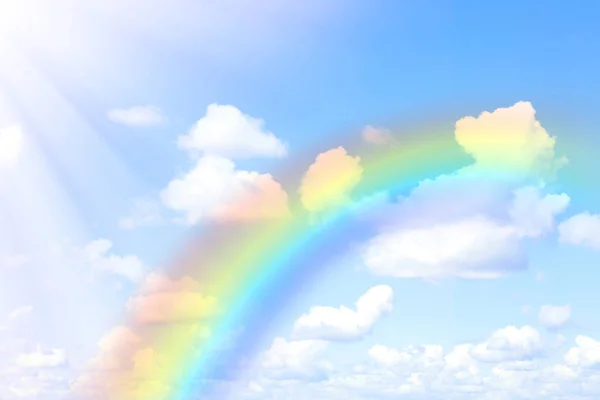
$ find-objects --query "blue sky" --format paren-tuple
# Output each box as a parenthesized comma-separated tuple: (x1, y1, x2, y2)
(1, 1, 600, 399)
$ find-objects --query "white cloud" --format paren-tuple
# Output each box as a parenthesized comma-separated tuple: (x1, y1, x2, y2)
(177, 104, 287, 159)
(0, 125, 24, 168)
(260, 337, 331, 381)
(83, 239, 145, 282)
(118, 198, 163, 230)
(558, 212, 600, 250)
(107, 106, 165, 127)
(509, 186, 570, 237)
(292, 285, 393, 341)
(161, 155, 289, 224)
(363, 184, 568, 281)
(565, 335, 600, 368)
(239, 329, 600, 400)
(470, 325, 544, 363)
(538, 305, 571, 329)
(15, 347, 67, 368)
(360, 102, 570, 281)
(364, 216, 522, 280)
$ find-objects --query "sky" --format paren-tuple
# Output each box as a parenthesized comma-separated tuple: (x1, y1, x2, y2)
(1, 0, 600, 399)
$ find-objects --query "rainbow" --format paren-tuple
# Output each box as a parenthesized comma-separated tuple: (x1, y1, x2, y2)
(81, 113, 567, 400)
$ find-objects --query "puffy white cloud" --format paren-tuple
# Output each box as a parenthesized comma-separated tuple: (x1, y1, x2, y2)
(369, 344, 444, 369)
(538, 305, 571, 329)
(260, 337, 331, 381)
(178, 104, 287, 159)
(558, 212, 600, 250)
(238, 330, 600, 400)
(565, 335, 600, 368)
(83, 239, 145, 282)
(364, 216, 522, 280)
(0, 125, 24, 168)
(15, 347, 67, 368)
(292, 285, 393, 341)
(360, 102, 570, 281)
(470, 326, 544, 363)
(161, 155, 289, 224)
(509, 186, 570, 237)
(107, 105, 165, 127)
(363, 184, 568, 280)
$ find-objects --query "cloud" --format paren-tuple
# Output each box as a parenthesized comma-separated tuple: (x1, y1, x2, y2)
(299, 147, 363, 214)
(177, 104, 287, 159)
(118, 198, 163, 230)
(558, 212, 600, 250)
(363, 181, 568, 280)
(292, 285, 393, 341)
(126, 273, 219, 324)
(359, 102, 571, 282)
(15, 347, 67, 368)
(362, 125, 395, 145)
(89, 326, 142, 370)
(565, 335, 600, 369)
(509, 186, 570, 237)
(260, 337, 330, 381)
(470, 325, 544, 363)
(107, 106, 165, 127)
(0, 125, 24, 168)
(364, 216, 523, 280)
(83, 239, 146, 282)
(369, 344, 445, 368)
(538, 305, 571, 329)
(454, 101, 567, 178)
(161, 155, 289, 224)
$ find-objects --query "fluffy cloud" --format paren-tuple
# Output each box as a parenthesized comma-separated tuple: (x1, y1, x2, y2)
(89, 326, 142, 370)
(178, 104, 287, 159)
(565, 335, 600, 368)
(509, 186, 570, 237)
(470, 326, 544, 363)
(107, 106, 165, 127)
(361, 102, 570, 281)
(83, 239, 145, 282)
(454, 101, 567, 178)
(126, 273, 219, 324)
(364, 185, 568, 280)
(260, 337, 330, 381)
(237, 328, 600, 400)
(161, 155, 289, 224)
(364, 216, 523, 280)
(299, 147, 363, 214)
(15, 347, 67, 368)
(558, 212, 600, 250)
(0, 125, 24, 168)
(538, 305, 571, 329)
(292, 285, 393, 341)
(362, 125, 395, 145)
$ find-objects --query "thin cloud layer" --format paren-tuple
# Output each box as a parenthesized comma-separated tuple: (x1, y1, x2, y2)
(107, 106, 165, 127)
